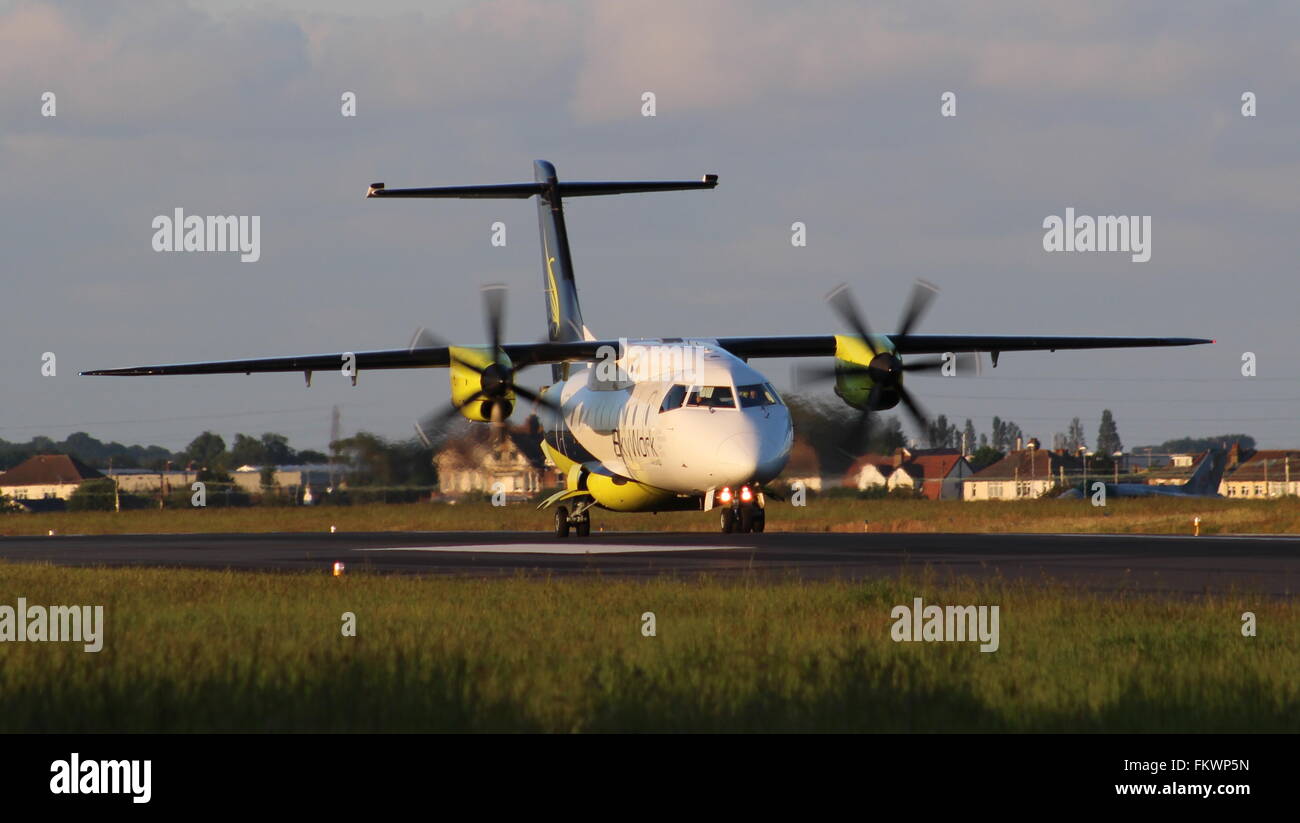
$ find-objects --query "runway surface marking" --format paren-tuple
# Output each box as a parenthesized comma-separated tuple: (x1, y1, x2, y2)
(355, 543, 744, 555)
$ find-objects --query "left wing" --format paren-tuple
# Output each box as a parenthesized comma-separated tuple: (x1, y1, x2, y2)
(80, 341, 608, 377)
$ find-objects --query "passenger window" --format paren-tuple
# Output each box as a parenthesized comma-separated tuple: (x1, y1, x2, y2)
(659, 384, 687, 412)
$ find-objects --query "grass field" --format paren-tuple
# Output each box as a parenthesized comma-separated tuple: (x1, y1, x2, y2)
(0, 564, 1295, 732)
(5, 496, 1300, 536)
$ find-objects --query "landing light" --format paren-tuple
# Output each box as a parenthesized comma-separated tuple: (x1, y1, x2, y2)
(740, 486, 753, 502)
(719, 487, 732, 503)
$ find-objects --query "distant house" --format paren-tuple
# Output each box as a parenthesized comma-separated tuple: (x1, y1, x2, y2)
(903, 450, 975, 500)
(963, 447, 1082, 501)
(843, 453, 896, 491)
(434, 425, 560, 499)
(1222, 448, 1300, 498)
(0, 454, 104, 509)
(843, 447, 973, 499)
(779, 440, 823, 491)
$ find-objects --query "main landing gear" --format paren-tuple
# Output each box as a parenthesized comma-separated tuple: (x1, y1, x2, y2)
(718, 485, 765, 534)
(554, 502, 592, 538)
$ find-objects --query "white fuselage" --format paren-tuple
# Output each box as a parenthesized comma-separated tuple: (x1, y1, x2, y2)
(542, 341, 793, 493)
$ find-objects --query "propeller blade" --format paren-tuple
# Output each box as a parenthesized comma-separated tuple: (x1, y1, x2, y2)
(482, 283, 507, 357)
(513, 383, 562, 414)
(901, 352, 981, 376)
(895, 383, 929, 434)
(423, 390, 484, 432)
(826, 284, 878, 355)
(899, 355, 945, 373)
(413, 421, 434, 448)
(838, 383, 881, 456)
(407, 326, 446, 353)
(489, 399, 508, 444)
(895, 279, 939, 339)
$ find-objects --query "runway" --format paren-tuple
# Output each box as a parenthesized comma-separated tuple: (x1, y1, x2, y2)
(1, 530, 1298, 593)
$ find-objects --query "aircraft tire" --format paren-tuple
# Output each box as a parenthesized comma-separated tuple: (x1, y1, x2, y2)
(555, 506, 571, 539)
(720, 508, 735, 534)
(739, 505, 756, 533)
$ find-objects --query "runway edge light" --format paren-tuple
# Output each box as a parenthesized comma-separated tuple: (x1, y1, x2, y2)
(333, 561, 345, 577)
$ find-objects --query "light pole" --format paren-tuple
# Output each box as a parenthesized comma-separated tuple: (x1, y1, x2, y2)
(1113, 451, 1124, 483)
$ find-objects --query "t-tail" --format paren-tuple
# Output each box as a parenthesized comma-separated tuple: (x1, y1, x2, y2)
(367, 160, 718, 379)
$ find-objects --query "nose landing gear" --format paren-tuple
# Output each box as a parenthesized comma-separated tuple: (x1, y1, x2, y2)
(718, 485, 765, 534)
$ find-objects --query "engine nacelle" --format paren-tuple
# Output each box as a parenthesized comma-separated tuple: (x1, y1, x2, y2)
(585, 471, 679, 512)
(831, 334, 900, 412)
(448, 345, 515, 422)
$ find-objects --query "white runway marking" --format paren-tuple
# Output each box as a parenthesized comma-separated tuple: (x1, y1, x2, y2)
(357, 543, 744, 555)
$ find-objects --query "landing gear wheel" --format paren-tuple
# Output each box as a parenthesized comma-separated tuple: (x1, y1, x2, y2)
(720, 508, 735, 534)
(554, 506, 571, 539)
(753, 509, 766, 533)
(575, 512, 591, 537)
(739, 505, 756, 534)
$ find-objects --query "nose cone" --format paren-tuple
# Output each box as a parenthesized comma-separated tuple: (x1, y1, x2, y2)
(714, 408, 792, 485)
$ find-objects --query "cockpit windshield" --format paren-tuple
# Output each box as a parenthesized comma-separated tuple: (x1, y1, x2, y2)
(659, 384, 688, 412)
(685, 385, 736, 409)
(736, 383, 782, 408)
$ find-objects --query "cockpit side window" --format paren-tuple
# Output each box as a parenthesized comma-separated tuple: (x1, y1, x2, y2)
(736, 383, 783, 407)
(659, 384, 688, 412)
(685, 385, 736, 409)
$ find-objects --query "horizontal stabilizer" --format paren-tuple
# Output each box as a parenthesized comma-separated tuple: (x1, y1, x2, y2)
(366, 176, 717, 200)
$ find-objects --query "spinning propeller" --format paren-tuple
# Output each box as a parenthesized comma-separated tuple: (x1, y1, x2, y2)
(795, 280, 978, 455)
(413, 284, 560, 447)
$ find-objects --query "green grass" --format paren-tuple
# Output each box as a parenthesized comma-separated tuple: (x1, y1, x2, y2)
(6, 496, 1300, 536)
(0, 564, 1294, 732)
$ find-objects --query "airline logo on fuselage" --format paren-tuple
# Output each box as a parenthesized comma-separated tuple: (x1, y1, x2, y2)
(613, 428, 659, 460)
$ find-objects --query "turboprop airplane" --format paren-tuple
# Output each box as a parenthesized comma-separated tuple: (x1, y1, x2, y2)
(84, 160, 1213, 536)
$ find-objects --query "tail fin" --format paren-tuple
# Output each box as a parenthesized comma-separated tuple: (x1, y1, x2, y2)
(533, 160, 585, 345)
(368, 160, 718, 368)
(1183, 449, 1226, 496)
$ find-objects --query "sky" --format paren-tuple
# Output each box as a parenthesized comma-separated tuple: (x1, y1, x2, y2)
(3, 0, 1299, 454)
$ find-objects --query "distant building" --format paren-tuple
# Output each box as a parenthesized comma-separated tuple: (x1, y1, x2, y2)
(963, 448, 1082, 500)
(843, 447, 973, 499)
(230, 464, 339, 500)
(0, 454, 104, 509)
(103, 468, 200, 495)
(434, 425, 560, 499)
(843, 453, 896, 491)
(1222, 448, 1300, 498)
